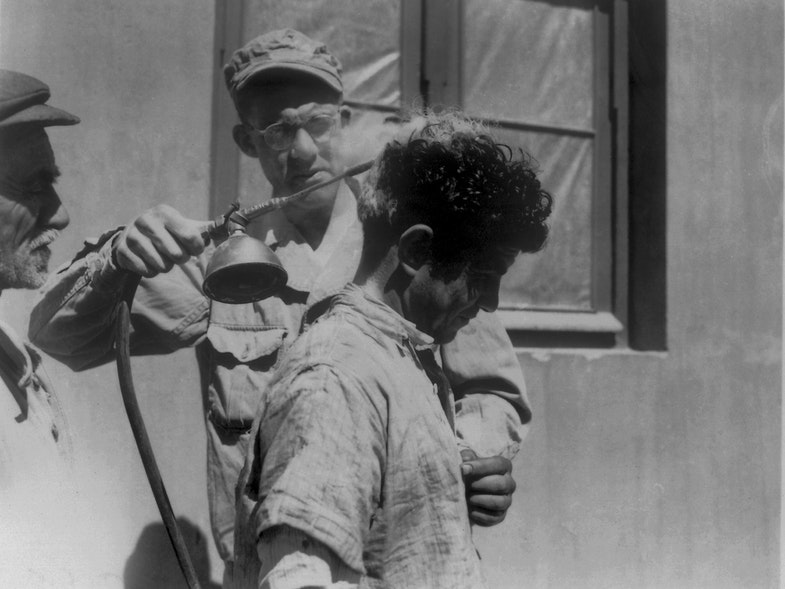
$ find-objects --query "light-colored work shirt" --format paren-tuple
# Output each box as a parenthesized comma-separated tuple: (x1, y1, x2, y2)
(230, 283, 487, 589)
(0, 319, 86, 587)
(28, 182, 529, 564)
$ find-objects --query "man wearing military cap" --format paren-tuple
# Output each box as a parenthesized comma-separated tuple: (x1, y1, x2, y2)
(30, 29, 528, 578)
(0, 69, 88, 587)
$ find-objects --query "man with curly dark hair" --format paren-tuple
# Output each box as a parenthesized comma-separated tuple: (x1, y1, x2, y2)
(359, 112, 551, 278)
(230, 110, 552, 589)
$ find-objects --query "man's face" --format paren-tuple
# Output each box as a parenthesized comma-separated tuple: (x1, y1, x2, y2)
(0, 128, 69, 291)
(408, 244, 519, 344)
(238, 80, 342, 215)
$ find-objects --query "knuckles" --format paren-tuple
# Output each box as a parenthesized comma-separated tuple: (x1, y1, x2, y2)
(114, 204, 206, 276)
(469, 493, 512, 511)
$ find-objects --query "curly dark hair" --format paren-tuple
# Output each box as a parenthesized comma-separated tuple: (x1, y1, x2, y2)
(357, 111, 553, 279)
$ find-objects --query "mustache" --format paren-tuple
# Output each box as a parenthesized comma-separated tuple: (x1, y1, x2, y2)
(28, 228, 60, 249)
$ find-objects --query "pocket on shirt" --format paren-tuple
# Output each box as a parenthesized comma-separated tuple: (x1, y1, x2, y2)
(205, 324, 288, 432)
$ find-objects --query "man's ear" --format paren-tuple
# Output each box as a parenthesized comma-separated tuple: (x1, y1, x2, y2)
(339, 105, 351, 128)
(398, 225, 433, 277)
(233, 124, 258, 158)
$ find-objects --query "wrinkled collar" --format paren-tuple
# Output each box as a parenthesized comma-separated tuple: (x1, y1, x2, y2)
(252, 181, 363, 296)
(322, 283, 434, 350)
(0, 319, 39, 389)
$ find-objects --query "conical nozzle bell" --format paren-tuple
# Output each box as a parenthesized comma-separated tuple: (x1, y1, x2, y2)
(202, 232, 288, 304)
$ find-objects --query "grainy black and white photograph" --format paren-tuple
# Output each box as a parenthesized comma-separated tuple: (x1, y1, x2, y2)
(0, 1, 781, 588)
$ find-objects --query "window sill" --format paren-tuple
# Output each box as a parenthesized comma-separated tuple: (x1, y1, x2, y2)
(499, 309, 623, 348)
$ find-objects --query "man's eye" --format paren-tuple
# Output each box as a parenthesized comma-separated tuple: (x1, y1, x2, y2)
(0, 181, 44, 199)
(306, 116, 336, 139)
(467, 274, 488, 290)
(265, 124, 290, 143)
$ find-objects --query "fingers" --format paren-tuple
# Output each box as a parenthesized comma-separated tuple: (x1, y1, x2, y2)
(461, 455, 512, 481)
(466, 472, 517, 495)
(140, 221, 191, 264)
(468, 505, 508, 527)
(114, 205, 207, 277)
(460, 452, 516, 527)
(461, 455, 516, 494)
(115, 229, 174, 277)
(466, 483, 514, 528)
(468, 492, 513, 513)
(166, 215, 212, 256)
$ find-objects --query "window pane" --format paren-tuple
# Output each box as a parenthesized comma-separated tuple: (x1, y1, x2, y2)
(243, 0, 402, 105)
(491, 127, 593, 310)
(461, 0, 594, 128)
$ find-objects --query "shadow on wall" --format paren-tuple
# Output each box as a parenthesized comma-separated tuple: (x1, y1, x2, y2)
(124, 518, 220, 589)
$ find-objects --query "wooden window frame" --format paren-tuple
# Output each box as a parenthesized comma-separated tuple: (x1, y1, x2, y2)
(417, 0, 629, 347)
(209, 0, 666, 350)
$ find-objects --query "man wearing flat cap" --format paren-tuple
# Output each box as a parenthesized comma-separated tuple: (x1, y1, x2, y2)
(30, 29, 527, 578)
(0, 69, 90, 587)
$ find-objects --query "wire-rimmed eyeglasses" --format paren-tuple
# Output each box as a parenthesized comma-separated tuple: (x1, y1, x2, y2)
(245, 113, 338, 151)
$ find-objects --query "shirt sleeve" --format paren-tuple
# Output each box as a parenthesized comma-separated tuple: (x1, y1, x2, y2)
(439, 309, 530, 460)
(257, 526, 360, 589)
(252, 364, 385, 575)
(28, 230, 210, 371)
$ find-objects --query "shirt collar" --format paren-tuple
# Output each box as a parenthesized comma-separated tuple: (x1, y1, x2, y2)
(0, 319, 38, 389)
(325, 283, 434, 350)
(252, 181, 363, 296)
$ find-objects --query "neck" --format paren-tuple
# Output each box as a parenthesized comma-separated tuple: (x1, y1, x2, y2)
(283, 184, 345, 250)
(286, 207, 331, 249)
(355, 248, 408, 319)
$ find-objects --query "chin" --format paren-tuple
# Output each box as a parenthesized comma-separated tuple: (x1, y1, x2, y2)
(20, 265, 49, 289)
(1, 269, 48, 291)
(25, 274, 48, 290)
(14, 250, 50, 289)
(433, 328, 459, 345)
(293, 188, 336, 211)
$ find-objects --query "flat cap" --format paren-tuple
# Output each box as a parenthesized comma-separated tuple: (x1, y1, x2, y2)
(224, 28, 343, 103)
(0, 69, 79, 130)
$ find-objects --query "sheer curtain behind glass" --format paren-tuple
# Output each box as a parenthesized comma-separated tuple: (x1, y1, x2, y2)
(462, 0, 596, 311)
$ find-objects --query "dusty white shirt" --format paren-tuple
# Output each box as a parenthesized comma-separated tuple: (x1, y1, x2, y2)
(0, 319, 92, 587)
(230, 285, 488, 589)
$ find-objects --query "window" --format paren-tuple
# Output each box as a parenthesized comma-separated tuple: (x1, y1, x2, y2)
(211, 0, 658, 349)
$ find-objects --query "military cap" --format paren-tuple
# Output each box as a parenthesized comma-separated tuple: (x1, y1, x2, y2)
(224, 28, 343, 103)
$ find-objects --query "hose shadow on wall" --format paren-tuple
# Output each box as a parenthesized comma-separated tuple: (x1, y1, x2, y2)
(124, 518, 220, 589)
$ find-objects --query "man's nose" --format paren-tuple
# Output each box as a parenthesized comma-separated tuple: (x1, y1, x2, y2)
(40, 189, 70, 230)
(289, 127, 319, 161)
(478, 280, 501, 313)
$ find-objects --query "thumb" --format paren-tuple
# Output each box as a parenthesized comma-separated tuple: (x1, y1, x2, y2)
(169, 217, 212, 255)
(460, 449, 478, 463)
(460, 448, 478, 477)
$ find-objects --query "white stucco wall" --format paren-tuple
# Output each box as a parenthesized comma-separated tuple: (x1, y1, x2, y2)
(0, 1, 223, 585)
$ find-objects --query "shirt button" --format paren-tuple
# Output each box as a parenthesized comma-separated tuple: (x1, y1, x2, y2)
(51, 424, 59, 441)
